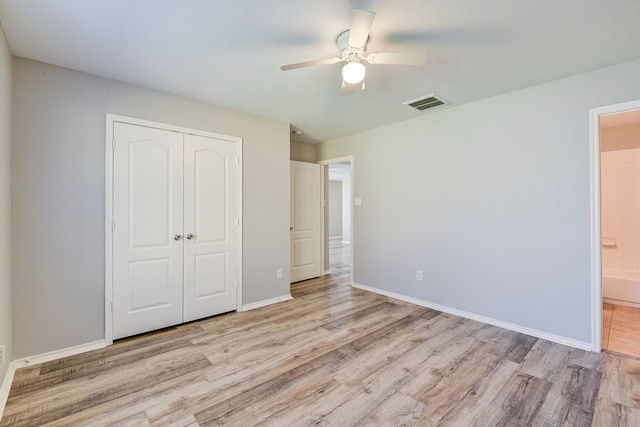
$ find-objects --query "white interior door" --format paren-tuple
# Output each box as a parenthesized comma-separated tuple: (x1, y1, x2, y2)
(183, 134, 238, 322)
(290, 161, 322, 282)
(113, 123, 184, 339)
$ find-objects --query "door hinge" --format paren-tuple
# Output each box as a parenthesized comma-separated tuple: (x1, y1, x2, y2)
(112, 139, 116, 151)
(112, 220, 116, 232)
(235, 218, 239, 227)
(111, 301, 115, 312)
(235, 157, 239, 165)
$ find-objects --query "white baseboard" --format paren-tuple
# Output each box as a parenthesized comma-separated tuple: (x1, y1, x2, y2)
(241, 294, 293, 311)
(604, 297, 640, 309)
(10, 340, 107, 369)
(352, 282, 592, 352)
(0, 339, 106, 420)
(342, 240, 351, 244)
(0, 361, 17, 421)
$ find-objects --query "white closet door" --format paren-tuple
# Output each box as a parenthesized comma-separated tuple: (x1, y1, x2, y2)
(183, 134, 238, 321)
(113, 123, 184, 339)
(290, 161, 322, 282)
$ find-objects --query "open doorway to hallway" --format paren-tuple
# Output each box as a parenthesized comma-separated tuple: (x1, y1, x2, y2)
(321, 158, 353, 282)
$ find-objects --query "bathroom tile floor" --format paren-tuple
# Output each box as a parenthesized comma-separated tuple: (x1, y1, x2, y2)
(603, 303, 640, 359)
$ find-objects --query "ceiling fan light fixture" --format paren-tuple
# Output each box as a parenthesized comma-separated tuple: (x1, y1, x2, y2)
(342, 61, 366, 84)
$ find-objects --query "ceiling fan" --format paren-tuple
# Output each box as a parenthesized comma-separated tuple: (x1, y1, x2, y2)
(280, 9, 428, 95)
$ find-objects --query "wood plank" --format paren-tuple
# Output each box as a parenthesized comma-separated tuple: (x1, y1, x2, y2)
(320, 301, 400, 331)
(403, 342, 518, 425)
(598, 352, 640, 410)
(482, 327, 539, 364)
(593, 398, 640, 426)
(475, 373, 552, 426)
(534, 364, 602, 426)
(352, 391, 426, 427)
(519, 339, 571, 381)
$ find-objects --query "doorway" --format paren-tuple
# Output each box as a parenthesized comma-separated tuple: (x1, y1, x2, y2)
(319, 157, 354, 283)
(590, 100, 640, 354)
(599, 107, 640, 357)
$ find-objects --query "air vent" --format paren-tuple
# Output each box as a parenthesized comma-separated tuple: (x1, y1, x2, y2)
(404, 93, 448, 111)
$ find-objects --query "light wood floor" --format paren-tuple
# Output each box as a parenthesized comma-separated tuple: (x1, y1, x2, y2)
(329, 239, 351, 275)
(603, 303, 640, 359)
(3, 264, 640, 425)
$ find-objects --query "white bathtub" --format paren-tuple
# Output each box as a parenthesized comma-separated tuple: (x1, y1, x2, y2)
(603, 269, 640, 307)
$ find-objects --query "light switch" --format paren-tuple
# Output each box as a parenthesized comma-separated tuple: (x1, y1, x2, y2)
(354, 197, 362, 206)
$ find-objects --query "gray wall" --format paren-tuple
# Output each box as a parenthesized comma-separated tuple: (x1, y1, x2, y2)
(328, 180, 343, 238)
(318, 58, 640, 345)
(290, 140, 316, 163)
(11, 58, 290, 358)
(0, 26, 12, 385)
(341, 172, 351, 243)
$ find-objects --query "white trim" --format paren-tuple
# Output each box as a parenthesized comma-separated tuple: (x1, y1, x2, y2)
(105, 114, 243, 344)
(241, 294, 293, 311)
(11, 340, 107, 368)
(105, 116, 114, 345)
(352, 282, 592, 351)
(317, 156, 354, 285)
(589, 107, 602, 353)
(604, 298, 640, 309)
(589, 99, 640, 352)
(319, 165, 326, 275)
(0, 362, 16, 420)
(236, 139, 244, 312)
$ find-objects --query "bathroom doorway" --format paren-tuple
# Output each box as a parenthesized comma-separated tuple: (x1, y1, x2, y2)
(590, 101, 640, 358)
(599, 107, 640, 358)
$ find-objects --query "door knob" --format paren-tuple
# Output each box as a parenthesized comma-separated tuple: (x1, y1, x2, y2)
(186, 233, 195, 240)
(173, 234, 183, 240)
(290, 226, 294, 231)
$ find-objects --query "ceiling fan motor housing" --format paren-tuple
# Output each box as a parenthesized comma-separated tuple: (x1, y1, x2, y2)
(337, 30, 366, 60)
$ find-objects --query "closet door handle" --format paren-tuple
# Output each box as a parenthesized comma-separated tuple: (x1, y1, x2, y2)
(186, 233, 195, 240)
(173, 234, 183, 241)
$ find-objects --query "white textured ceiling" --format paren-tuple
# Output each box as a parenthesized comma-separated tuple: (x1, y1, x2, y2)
(1, 0, 639, 143)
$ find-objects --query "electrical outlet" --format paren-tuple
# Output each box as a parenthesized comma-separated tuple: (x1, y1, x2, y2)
(276, 268, 283, 279)
(0, 345, 5, 364)
(416, 270, 423, 281)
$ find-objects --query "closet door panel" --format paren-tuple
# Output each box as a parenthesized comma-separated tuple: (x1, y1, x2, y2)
(112, 123, 184, 339)
(183, 134, 238, 322)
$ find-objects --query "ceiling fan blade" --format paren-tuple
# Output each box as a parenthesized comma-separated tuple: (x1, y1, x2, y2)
(366, 51, 428, 65)
(348, 9, 375, 48)
(340, 81, 356, 96)
(280, 57, 341, 71)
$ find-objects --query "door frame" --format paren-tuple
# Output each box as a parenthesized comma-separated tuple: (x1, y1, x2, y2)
(317, 156, 354, 285)
(589, 99, 640, 352)
(105, 114, 243, 345)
